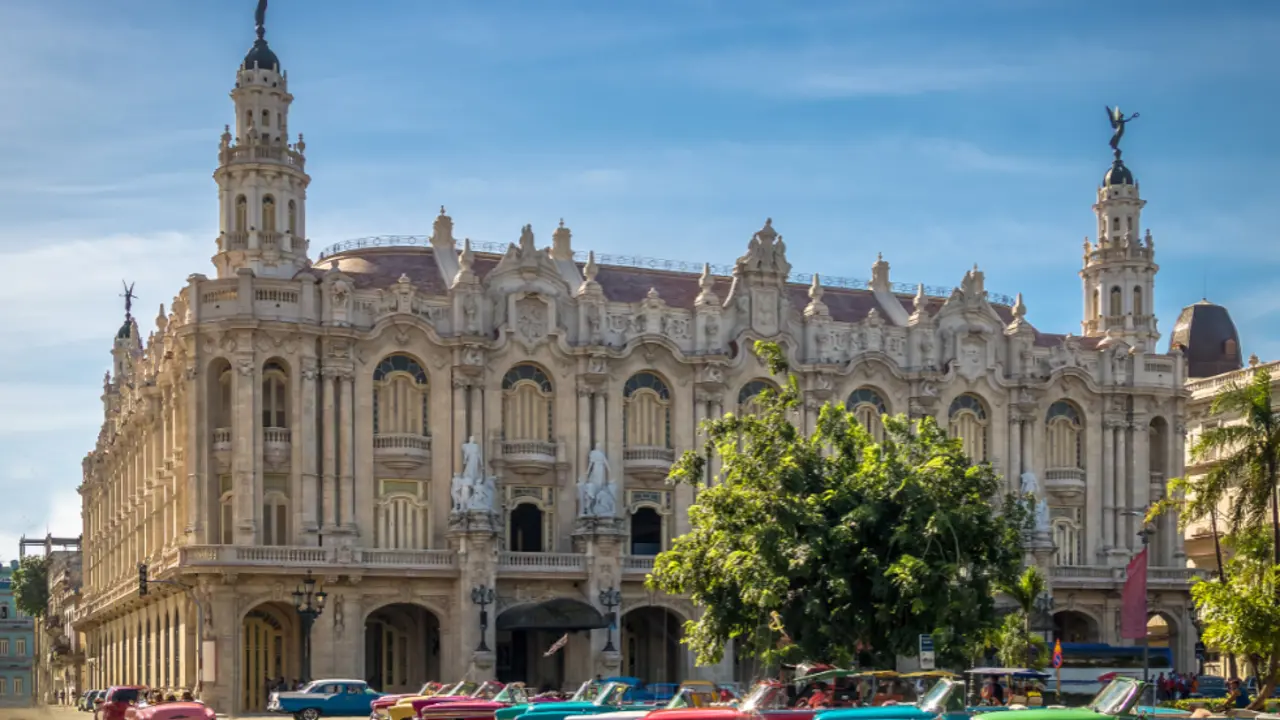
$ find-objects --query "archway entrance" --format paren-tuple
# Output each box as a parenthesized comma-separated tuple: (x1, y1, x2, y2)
(509, 503, 544, 552)
(364, 604, 442, 693)
(242, 602, 299, 713)
(621, 606, 685, 683)
(497, 598, 608, 690)
(1148, 611, 1180, 672)
(1053, 610, 1101, 643)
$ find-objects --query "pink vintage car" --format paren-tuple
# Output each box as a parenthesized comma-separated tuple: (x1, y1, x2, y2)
(132, 701, 218, 720)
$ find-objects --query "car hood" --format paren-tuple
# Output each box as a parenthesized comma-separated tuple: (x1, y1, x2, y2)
(635, 710, 737, 720)
(420, 701, 508, 714)
(566, 711, 651, 720)
(974, 710, 1101, 720)
(818, 706, 931, 720)
(525, 703, 600, 714)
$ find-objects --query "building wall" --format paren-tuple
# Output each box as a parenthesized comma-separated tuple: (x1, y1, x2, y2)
(0, 561, 35, 707)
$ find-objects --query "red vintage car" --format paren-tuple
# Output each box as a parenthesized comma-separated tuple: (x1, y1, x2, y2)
(418, 682, 531, 720)
(378, 681, 506, 720)
(653, 671, 907, 720)
(96, 686, 148, 720)
(372, 682, 453, 719)
(133, 701, 218, 720)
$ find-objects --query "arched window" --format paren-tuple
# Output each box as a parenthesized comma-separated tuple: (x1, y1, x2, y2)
(373, 354, 429, 437)
(375, 489, 428, 550)
(261, 109, 270, 128)
(1132, 286, 1143, 316)
(261, 361, 288, 429)
(244, 110, 252, 132)
(630, 507, 664, 556)
(217, 366, 233, 429)
(1046, 401, 1084, 471)
(509, 503, 544, 552)
(287, 200, 297, 235)
(1053, 518, 1082, 566)
(502, 364, 554, 442)
(261, 195, 276, 233)
(1224, 338, 1239, 359)
(1092, 288, 1100, 319)
(947, 393, 988, 462)
(847, 387, 888, 442)
(234, 195, 248, 233)
(623, 372, 672, 449)
(737, 379, 776, 415)
(1109, 286, 1122, 316)
(262, 492, 288, 546)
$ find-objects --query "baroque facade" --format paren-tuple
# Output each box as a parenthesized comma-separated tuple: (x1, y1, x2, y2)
(0, 561, 34, 708)
(73, 5, 1201, 716)
(37, 550, 86, 704)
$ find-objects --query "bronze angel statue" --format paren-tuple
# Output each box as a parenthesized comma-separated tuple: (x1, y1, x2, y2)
(255, 0, 268, 36)
(1106, 106, 1139, 154)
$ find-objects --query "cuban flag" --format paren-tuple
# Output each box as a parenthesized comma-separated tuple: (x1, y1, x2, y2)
(1052, 639, 1064, 669)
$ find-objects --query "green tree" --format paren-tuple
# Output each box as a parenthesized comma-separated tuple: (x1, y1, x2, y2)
(647, 341, 1028, 670)
(11, 555, 50, 619)
(1192, 530, 1280, 709)
(993, 566, 1049, 669)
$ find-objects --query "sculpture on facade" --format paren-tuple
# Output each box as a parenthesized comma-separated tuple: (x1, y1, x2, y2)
(1035, 497, 1051, 535)
(1019, 471, 1039, 496)
(577, 444, 616, 518)
(451, 436, 484, 513)
(1019, 472, 1051, 535)
(1105, 106, 1138, 155)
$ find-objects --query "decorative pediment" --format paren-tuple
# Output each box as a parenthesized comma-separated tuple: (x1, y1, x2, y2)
(733, 218, 791, 283)
(489, 224, 567, 289)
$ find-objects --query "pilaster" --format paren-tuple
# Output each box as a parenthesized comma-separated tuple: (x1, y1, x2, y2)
(449, 521, 499, 680)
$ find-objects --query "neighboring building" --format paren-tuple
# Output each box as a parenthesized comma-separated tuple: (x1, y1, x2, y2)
(73, 4, 1199, 715)
(38, 551, 86, 703)
(0, 560, 35, 708)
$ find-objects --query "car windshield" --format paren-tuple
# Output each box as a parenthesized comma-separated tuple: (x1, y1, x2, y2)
(592, 683, 631, 707)
(1088, 678, 1141, 715)
(665, 687, 718, 709)
(453, 681, 479, 697)
(497, 684, 529, 704)
(918, 679, 959, 714)
(740, 683, 783, 712)
(475, 681, 504, 700)
(570, 681, 601, 702)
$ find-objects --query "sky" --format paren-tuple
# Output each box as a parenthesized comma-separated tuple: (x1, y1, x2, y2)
(0, 0, 1277, 555)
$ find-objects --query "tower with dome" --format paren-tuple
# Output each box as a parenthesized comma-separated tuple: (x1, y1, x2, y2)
(72, 3, 1200, 713)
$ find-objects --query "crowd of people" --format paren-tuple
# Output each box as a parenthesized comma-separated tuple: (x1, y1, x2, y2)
(1155, 672, 1200, 701)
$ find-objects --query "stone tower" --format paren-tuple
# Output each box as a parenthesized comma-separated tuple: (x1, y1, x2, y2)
(1080, 119, 1158, 349)
(212, 1, 311, 279)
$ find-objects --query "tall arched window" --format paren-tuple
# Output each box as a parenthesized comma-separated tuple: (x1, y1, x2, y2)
(1053, 518, 1082, 566)
(375, 488, 428, 550)
(623, 372, 672, 449)
(1132, 286, 1143, 316)
(737, 379, 776, 415)
(1109, 286, 1122, 316)
(261, 361, 288, 429)
(287, 200, 297, 235)
(373, 354, 429, 437)
(1092, 289, 1100, 319)
(947, 393, 989, 462)
(234, 195, 248, 233)
(847, 387, 888, 442)
(502, 364, 554, 442)
(217, 365, 233, 428)
(1046, 400, 1084, 471)
(261, 109, 270, 128)
(262, 491, 288, 546)
(261, 195, 276, 233)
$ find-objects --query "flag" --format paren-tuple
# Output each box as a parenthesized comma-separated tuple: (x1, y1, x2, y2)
(543, 633, 569, 657)
(1052, 639, 1064, 669)
(1120, 547, 1149, 640)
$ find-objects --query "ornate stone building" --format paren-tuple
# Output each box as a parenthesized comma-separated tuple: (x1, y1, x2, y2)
(72, 5, 1201, 715)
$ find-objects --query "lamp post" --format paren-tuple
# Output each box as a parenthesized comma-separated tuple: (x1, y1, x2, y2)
(598, 588, 622, 652)
(1189, 604, 1205, 675)
(471, 585, 495, 652)
(291, 570, 327, 684)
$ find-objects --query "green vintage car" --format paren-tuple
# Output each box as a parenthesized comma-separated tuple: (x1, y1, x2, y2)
(495, 682, 604, 720)
(973, 677, 1146, 720)
(514, 683, 653, 720)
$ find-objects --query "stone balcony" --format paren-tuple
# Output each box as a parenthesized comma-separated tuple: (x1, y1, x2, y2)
(1050, 564, 1207, 589)
(623, 446, 676, 480)
(622, 555, 655, 577)
(1044, 467, 1086, 501)
(497, 551, 588, 579)
(500, 440, 558, 474)
(211, 427, 232, 473)
(373, 432, 433, 471)
(264, 426, 291, 471)
(179, 545, 458, 575)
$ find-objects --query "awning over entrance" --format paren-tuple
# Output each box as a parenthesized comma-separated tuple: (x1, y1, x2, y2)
(497, 598, 609, 631)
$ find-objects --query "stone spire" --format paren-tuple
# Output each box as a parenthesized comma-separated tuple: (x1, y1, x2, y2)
(576, 251, 604, 299)
(694, 263, 719, 307)
(452, 238, 478, 288)
(804, 273, 828, 318)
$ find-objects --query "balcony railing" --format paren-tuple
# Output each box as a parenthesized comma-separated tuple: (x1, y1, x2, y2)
(623, 555, 655, 575)
(1051, 565, 1208, 585)
(498, 551, 587, 574)
(178, 545, 457, 571)
(373, 433, 432, 470)
(1044, 468, 1086, 499)
(623, 446, 676, 479)
(500, 441, 557, 473)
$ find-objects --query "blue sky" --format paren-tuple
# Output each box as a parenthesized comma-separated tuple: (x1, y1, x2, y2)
(0, 0, 1277, 552)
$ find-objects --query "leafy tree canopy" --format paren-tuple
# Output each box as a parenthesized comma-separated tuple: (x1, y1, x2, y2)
(648, 341, 1029, 670)
(11, 555, 50, 618)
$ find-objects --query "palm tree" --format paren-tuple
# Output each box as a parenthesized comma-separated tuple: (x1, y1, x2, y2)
(995, 566, 1048, 669)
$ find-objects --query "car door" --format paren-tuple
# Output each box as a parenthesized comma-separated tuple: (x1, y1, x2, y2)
(339, 683, 366, 715)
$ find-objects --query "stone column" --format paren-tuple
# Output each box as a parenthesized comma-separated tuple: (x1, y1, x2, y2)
(1009, 415, 1023, 481)
(299, 357, 320, 541)
(206, 589, 238, 715)
(233, 356, 258, 543)
(1171, 422, 1188, 563)
(183, 363, 202, 538)
(1117, 424, 1130, 552)
(450, 523, 499, 681)
(321, 371, 338, 533)
(1131, 420, 1151, 557)
(1102, 420, 1115, 554)
(582, 527, 624, 678)
(340, 372, 357, 535)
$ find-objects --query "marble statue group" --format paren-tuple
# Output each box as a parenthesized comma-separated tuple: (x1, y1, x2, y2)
(576, 444, 617, 518)
(1020, 471, 1051, 535)
(451, 436, 497, 514)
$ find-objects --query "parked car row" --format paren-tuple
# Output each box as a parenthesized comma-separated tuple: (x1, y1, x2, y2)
(85, 685, 217, 720)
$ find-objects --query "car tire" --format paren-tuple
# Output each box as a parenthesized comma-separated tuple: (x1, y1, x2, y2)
(301, 708, 322, 720)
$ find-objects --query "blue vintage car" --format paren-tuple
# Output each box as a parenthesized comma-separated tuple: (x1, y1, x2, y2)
(268, 679, 385, 720)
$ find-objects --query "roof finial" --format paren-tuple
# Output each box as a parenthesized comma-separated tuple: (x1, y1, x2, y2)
(121, 281, 137, 320)
(255, 0, 268, 41)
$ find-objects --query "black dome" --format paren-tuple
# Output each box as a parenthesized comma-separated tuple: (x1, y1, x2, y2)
(116, 318, 132, 340)
(242, 38, 280, 72)
(1103, 158, 1135, 186)
(1169, 300, 1243, 379)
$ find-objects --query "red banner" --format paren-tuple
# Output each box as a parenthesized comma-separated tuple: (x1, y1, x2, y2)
(1120, 548, 1149, 640)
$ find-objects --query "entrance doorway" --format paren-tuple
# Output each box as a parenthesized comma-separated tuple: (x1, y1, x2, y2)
(364, 604, 441, 693)
(241, 603, 298, 713)
(621, 606, 685, 683)
(496, 598, 608, 690)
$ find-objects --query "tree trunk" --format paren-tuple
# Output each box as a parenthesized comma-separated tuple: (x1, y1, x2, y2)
(1249, 655, 1278, 711)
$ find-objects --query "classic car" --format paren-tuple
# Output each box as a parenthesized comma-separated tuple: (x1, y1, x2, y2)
(394, 682, 507, 720)
(268, 678, 385, 719)
(98, 686, 148, 720)
(133, 701, 218, 720)
(417, 683, 532, 720)
(972, 677, 1147, 720)
(495, 680, 602, 720)
(564, 680, 730, 720)
(372, 682, 459, 720)
(515, 682, 654, 720)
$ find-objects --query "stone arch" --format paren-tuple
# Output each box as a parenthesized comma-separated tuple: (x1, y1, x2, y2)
(240, 601, 300, 713)
(495, 598, 606, 689)
(1053, 609, 1101, 643)
(207, 356, 235, 545)
(620, 604, 687, 683)
(1147, 609, 1182, 672)
(363, 601, 443, 693)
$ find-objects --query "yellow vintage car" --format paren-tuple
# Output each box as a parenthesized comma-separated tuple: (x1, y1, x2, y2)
(386, 681, 504, 720)
(370, 681, 454, 720)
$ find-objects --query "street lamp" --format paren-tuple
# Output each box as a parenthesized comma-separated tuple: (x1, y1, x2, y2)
(291, 570, 327, 684)
(470, 585, 495, 652)
(1122, 510, 1155, 706)
(598, 588, 622, 652)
